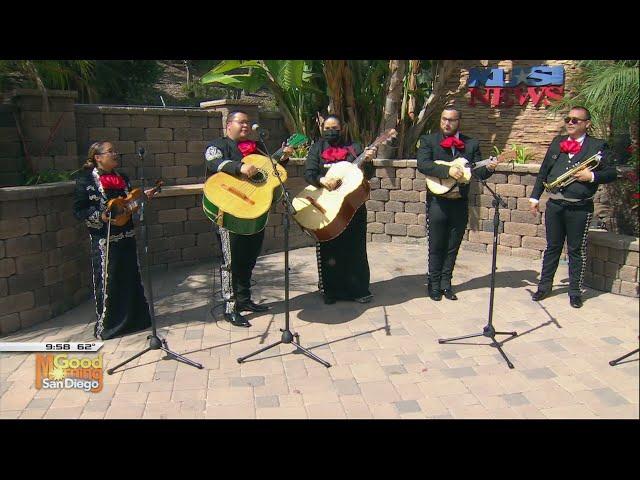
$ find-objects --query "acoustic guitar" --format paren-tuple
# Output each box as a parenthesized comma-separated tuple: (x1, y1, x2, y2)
(425, 151, 515, 195)
(106, 179, 164, 226)
(292, 129, 397, 242)
(202, 133, 309, 235)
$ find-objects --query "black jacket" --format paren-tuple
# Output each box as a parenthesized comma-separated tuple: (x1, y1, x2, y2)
(204, 137, 287, 177)
(530, 135, 617, 201)
(304, 139, 374, 188)
(73, 168, 134, 237)
(416, 131, 492, 200)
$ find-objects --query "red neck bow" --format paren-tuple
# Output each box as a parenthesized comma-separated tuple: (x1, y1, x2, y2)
(237, 140, 257, 157)
(440, 136, 465, 150)
(560, 138, 582, 155)
(321, 146, 350, 163)
(99, 173, 126, 190)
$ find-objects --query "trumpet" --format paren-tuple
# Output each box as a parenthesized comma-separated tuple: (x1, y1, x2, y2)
(543, 151, 602, 192)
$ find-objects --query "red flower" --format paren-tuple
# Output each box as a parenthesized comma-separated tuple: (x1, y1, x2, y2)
(625, 171, 638, 183)
(626, 145, 635, 154)
(634, 193, 640, 200)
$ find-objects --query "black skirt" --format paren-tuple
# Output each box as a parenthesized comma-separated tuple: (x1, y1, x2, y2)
(89, 233, 151, 340)
(316, 204, 371, 300)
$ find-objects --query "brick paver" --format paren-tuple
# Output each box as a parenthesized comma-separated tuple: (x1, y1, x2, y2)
(1, 244, 638, 419)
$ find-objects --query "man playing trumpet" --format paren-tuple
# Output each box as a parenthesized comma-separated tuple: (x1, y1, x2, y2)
(529, 106, 617, 308)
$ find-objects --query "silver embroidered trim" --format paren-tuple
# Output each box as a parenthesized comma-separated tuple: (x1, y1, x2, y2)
(107, 230, 135, 244)
(217, 160, 231, 172)
(578, 212, 593, 292)
(315, 242, 325, 294)
(95, 237, 108, 340)
(89, 236, 100, 328)
(218, 227, 236, 313)
(85, 209, 103, 229)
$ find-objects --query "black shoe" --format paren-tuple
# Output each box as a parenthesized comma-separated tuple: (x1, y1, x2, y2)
(324, 295, 336, 305)
(442, 289, 458, 301)
(570, 295, 583, 308)
(532, 289, 550, 301)
(224, 312, 252, 327)
(236, 300, 270, 313)
(354, 294, 373, 304)
(429, 289, 443, 301)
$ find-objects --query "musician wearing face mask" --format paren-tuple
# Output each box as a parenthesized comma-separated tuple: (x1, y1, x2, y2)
(204, 110, 294, 327)
(417, 106, 498, 302)
(529, 106, 617, 308)
(304, 115, 377, 304)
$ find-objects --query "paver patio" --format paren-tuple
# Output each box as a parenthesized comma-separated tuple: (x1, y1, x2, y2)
(1, 243, 638, 419)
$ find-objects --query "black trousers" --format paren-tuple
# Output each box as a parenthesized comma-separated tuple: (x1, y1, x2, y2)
(427, 196, 468, 291)
(217, 227, 265, 313)
(539, 199, 593, 296)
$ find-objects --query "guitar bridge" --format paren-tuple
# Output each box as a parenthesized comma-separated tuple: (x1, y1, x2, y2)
(221, 184, 255, 205)
(305, 196, 326, 215)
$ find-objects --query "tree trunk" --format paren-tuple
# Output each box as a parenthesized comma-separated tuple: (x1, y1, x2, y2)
(342, 62, 360, 144)
(377, 60, 406, 159)
(403, 60, 458, 158)
(323, 60, 345, 118)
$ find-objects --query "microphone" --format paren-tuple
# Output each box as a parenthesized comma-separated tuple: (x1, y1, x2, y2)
(252, 123, 269, 139)
(138, 147, 145, 157)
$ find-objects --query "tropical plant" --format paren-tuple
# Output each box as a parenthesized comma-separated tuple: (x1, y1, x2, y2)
(551, 60, 639, 236)
(0, 60, 95, 109)
(201, 60, 326, 137)
(551, 60, 639, 144)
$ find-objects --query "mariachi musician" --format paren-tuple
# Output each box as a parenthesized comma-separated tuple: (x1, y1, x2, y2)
(529, 106, 617, 308)
(204, 110, 293, 327)
(303, 115, 377, 305)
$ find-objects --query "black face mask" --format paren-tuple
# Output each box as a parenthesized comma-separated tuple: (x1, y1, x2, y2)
(322, 129, 341, 144)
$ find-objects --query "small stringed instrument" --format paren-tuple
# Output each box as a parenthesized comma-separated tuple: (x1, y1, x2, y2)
(292, 129, 397, 242)
(425, 151, 515, 195)
(202, 132, 309, 235)
(106, 179, 164, 226)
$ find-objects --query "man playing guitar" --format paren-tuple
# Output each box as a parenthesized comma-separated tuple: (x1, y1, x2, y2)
(204, 111, 294, 327)
(417, 106, 498, 301)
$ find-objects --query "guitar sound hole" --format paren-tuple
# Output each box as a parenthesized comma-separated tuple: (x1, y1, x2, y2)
(249, 170, 267, 184)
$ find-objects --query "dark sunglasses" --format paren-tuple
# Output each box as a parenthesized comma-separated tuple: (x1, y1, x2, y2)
(564, 116, 588, 125)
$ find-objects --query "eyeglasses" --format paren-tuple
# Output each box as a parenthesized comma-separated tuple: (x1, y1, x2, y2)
(324, 127, 340, 131)
(441, 117, 460, 123)
(564, 117, 588, 125)
(99, 151, 118, 156)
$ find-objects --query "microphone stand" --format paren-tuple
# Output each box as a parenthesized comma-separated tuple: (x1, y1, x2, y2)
(237, 131, 330, 367)
(108, 147, 202, 374)
(437, 172, 518, 369)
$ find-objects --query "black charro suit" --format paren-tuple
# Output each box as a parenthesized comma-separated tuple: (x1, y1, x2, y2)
(531, 134, 617, 296)
(417, 132, 494, 293)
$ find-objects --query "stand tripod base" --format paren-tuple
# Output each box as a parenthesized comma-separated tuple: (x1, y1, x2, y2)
(609, 348, 639, 366)
(237, 328, 331, 368)
(107, 334, 203, 375)
(439, 325, 518, 369)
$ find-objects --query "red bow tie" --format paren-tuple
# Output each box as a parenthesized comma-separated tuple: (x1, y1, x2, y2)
(560, 138, 582, 155)
(99, 173, 126, 190)
(321, 146, 350, 163)
(237, 140, 257, 157)
(440, 136, 465, 150)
